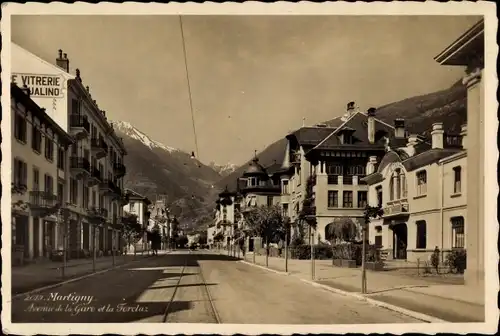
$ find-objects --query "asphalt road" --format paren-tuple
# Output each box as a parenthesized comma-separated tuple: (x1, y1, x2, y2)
(11, 250, 422, 324)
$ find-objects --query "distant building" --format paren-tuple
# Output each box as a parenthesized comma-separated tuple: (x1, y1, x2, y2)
(212, 186, 239, 249)
(362, 122, 467, 263)
(434, 19, 484, 287)
(11, 83, 74, 264)
(282, 102, 395, 244)
(122, 189, 151, 251)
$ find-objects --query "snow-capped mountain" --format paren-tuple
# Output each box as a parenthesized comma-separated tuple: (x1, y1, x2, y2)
(209, 162, 238, 177)
(112, 120, 178, 153)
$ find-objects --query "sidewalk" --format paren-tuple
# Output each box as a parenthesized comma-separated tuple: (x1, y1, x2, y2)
(11, 252, 159, 295)
(244, 254, 485, 322)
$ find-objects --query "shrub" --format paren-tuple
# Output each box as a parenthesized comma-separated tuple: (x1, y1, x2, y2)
(430, 247, 440, 272)
(331, 243, 362, 265)
(446, 249, 467, 274)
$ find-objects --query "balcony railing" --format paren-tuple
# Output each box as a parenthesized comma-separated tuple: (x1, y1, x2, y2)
(87, 207, 108, 218)
(327, 175, 338, 185)
(343, 176, 353, 185)
(445, 134, 463, 148)
(99, 179, 116, 193)
(29, 191, 58, 208)
(113, 162, 126, 177)
(91, 137, 109, 153)
(69, 114, 90, 133)
(70, 157, 91, 174)
(383, 199, 410, 218)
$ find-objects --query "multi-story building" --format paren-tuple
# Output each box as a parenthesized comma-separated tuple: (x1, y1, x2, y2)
(434, 19, 484, 288)
(11, 83, 74, 265)
(123, 189, 151, 250)
(362, 122, 467, 263)
(212, 187, 239, 248)
(12, 44, 129, 258)
(281, 102, 395, 244)
(237, 157, 283, 251)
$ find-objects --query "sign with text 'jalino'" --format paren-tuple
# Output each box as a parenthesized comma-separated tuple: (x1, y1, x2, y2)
(11, 73, 65, 98)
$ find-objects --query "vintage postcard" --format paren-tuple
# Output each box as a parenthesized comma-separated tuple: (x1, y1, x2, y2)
(1, 2, 498, 335)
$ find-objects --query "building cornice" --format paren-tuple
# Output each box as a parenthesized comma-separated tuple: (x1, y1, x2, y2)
(360, 172, 383, 185)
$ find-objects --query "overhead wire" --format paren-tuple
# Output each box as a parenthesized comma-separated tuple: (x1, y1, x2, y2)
(179, 15, 200, 162)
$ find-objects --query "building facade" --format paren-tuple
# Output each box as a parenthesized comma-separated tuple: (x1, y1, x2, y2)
(434, 19, 484, 288)
(12, 44, 129, 259)
(282, 103, 395, 244)
(363, 122, 467, 263)
(212, 187, 240, 249)
(11, 83, 74, 264)
(123, 189, 151, 251)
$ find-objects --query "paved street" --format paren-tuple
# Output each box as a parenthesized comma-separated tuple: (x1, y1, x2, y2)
(11, 251, 422, 324)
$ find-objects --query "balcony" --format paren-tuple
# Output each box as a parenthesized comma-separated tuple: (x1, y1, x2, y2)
(113, 162, 126, 178)
(87, 207, 108, 222)
(29, 191, 59, 209)
(87, 167, 103, 187)
(69, 114, 90, 140)
(99, 179, 116, 196)
(70, 157, 91, 178)
(327, 175, 339, 185)
(90, 137, 109, 159)
(382, 199, 410, 219)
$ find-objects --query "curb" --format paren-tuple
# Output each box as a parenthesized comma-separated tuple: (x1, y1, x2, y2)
(240, 261, 448, 323)
(11, 254, 159, 300)
(239, 260, 290, 275)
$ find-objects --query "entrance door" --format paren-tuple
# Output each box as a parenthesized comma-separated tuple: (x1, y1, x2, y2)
(392, 223, 408, 260)
(248, 237, 254, 252)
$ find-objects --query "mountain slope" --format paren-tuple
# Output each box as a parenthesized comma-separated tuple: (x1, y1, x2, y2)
(217, 80, 467, 191)
(112, 121, 221, 225)
(209, 162, 238, 177)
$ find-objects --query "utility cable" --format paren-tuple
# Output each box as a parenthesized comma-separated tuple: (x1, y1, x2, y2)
(179, 15, 200, 161)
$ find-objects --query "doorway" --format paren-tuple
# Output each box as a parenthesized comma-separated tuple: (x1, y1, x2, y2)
(33, 218, 40, 258)
(392, 223, 408, 260)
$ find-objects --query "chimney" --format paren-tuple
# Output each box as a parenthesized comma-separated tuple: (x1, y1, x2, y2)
(56, 49, 69, 72)
(75, 68, 82, 82)
(347, 101, 355, 114)
(367, 107, 376, 144)
(366, 156, 378, 175)
(431, 122, 444, 149)
(21, 84, 31, 97)
(394, 118, 405, 139)
(460, 124, 467, 149)
(406, 134, 419, 156)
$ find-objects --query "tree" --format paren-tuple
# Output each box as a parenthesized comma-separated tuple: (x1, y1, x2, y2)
(121, 213, 143, 254)
(326, 219, 358, 245)
(198, 231, 208, 245)
(298, 176, 317, 243)
(245, 204, 288, 266)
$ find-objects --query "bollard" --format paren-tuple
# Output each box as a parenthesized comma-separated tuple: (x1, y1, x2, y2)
(417, 258, 420, 276)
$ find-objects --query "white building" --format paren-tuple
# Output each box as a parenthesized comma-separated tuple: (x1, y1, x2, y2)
(12, 44, 129, 259)
(122, 189, 151, 251)
(11, 83, 74, 265)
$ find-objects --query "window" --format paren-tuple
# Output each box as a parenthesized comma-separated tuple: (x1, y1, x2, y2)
(92, 191, 96, 206)
(83, 186, 89, 208)
(283, 204, 289, 217)
(374, 235, 382, 247)
(401, 172, 408, 198)
(57, 147, 65, 170)
(327, 191, 338, 208)
(389, 176, 394, 201)
(416, 221, 427, 249)
(44, 174, 54, 194)
(57, 183, 64, 204)
(416, 170, 427, 196)
(129, 201, 136, 212)
(45, 136, 54, 161)
(14, 113, 27, 142)
(267, 196, 274, 206)
(32, 124, 42, 153)
(248, 177, 257, 187)
(357, 191, 368, 208)
(326, 164, 343, 175)
(99, 195, 105, 209)
(376, 186, 383, 207)
(347, 165, 365, 176)
(451, 217, 465, 248)
(297, 167, 302, 185)
(282, 180, 289, 194)
(453, 166, 462, 194)
(13, 159, 28, 188)
(71, 98, 80, 114)
(69, 178, 78, 204)
(343, 191, 353, 208)
(33, 168, 40, 191)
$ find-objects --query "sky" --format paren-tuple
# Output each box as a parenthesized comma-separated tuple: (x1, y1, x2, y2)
(11, 15, 480, 166)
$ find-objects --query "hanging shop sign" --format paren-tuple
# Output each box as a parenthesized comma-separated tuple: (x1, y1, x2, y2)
(11, 73, 65, 98)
